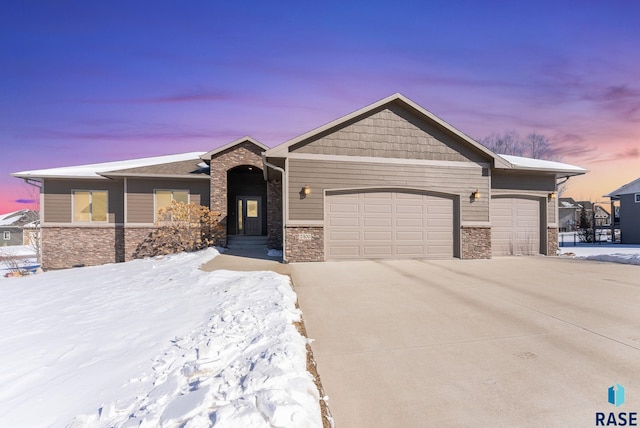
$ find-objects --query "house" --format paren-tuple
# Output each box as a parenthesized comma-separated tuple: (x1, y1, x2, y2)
(0, 209, 39, 247)
(12, 94, 586, 269)
(606, 177, 640, 244)
(558, 197, 582, 232)
(575, 200, 611, 228)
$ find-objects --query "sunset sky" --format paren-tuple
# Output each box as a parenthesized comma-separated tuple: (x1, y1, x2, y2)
(1, 1, 639, 213)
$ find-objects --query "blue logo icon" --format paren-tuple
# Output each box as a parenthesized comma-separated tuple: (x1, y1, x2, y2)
(609, 384, 625, 407)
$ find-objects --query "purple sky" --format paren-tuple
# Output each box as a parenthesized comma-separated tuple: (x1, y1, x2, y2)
(2, 0, 639, 213)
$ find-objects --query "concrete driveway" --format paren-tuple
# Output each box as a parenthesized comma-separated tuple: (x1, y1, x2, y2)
(290, 257, 640, 427)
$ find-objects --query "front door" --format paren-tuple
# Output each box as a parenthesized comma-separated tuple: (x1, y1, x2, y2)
(236, 196, 262, 235)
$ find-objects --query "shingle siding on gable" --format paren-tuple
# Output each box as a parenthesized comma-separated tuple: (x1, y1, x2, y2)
(292, 105, 487, 163)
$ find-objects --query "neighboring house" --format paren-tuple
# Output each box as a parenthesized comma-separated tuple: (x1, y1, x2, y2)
(594, 205, 610, 227)
(0, 209, 39, 247)
(558, 197, 581, 232)
(12, 93, 586, 269)
(575, 200, 611, 228)
(606, 177, 640, 244)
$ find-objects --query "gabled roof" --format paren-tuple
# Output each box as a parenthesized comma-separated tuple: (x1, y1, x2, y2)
(606, 177, 640, 197)
(200, 136, 268, 160)
(264, 93, 586, 177)
(264, 93, 512, 168)
(11, 152, 206, 180)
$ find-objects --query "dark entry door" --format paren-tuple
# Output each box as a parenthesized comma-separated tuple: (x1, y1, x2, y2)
(236, 196, 262, 235)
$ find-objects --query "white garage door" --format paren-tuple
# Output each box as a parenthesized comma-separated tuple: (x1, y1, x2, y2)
(325, 191, 453, 260)
(491, 197, 540, 256)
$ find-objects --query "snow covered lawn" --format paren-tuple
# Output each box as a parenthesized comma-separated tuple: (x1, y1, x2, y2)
(558, 235, 640, 266)
(0, 248, 321, 427)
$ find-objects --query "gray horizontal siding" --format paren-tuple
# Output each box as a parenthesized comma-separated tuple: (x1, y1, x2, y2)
(288, 159, 489, 222)
(620, 194, 640, 243)
(43, 179, 124, 224)
(126, 178, 210, 223)
(292, 105, 488, 163)
(491, 171, 555, 192)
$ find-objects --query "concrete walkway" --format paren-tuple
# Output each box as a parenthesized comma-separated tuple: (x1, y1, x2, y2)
(200, 250, 289, 275)
(291, 257, 640, 427)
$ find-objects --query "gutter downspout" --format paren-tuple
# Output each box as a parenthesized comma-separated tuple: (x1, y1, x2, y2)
(21, 178, 43, 265)
(262, 154, 288, 263)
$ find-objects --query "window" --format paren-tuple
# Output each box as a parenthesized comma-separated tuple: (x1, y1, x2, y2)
(154, 190, 189, 221)
(635, 193, 640, 203)
(3, 231, 9, 240)
(73, 190, 108, 222)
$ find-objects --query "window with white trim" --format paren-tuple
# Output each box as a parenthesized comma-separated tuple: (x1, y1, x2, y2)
(154, 190, 189, 221)
(635, 193, 640, 203)
(3, 231, 9, 240)
(73, 190, 108, 222)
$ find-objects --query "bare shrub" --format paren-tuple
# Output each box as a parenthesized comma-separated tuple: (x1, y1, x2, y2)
(0, 249, 30, 277)
(133, 201, 221, 259)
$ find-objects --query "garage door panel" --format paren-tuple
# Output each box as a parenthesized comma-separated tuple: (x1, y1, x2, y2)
(396, 231, 424, 240)
(328, 246, 360, 257)
(363, 246, 393, 256)
(364, 231, 393, 241)
(426, 217, 453, 231)
(329, 203, 360, 213)
(329, 231, 360, 241)
(491, 197, 540, 256)
(364, 217, 393, 227)
(329, 216, 360, 227)
(396, 204, 424, 214)
(396, 245, 424, 255)
(363, 203, 393, 214)
(396, 218, 425, 228)
(326, 191, 454, 260)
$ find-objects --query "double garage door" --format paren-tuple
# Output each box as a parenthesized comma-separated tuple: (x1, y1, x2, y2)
(491, 197, 541, 256)
(325, 190, 454, 260)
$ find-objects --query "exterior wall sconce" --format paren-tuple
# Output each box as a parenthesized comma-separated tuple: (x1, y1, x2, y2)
(303, 185, 311, 196)
(472, 190, 480, 200)
(548, 191, 557, 200)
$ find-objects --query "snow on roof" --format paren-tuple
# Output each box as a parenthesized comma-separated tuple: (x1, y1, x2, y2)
(12, 152, 206, 179)
(560, 200, 581, 209)
(498, 154, 587, 175)
(606, 177, 640, 197)
(0, 209, 31, 226)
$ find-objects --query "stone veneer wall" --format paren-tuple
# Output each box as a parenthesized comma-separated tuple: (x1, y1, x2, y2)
(209, 141, 265, 247)
(460, 226, 491, 259)
(42, 226, 122, 269)
(124, 227, 157, 261)
(267, 180, 283, 249)
(285, 226, 324, 262)
(547, 227, 558, 256)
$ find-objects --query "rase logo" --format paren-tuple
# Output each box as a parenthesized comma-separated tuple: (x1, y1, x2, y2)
(596, 384, 637, 426)
(610, 384, 626, 407)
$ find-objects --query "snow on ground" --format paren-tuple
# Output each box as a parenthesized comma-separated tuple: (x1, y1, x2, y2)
(558, 233, 640, 265)
(0, 248, 321, 427)
(0, 244, 36, 258)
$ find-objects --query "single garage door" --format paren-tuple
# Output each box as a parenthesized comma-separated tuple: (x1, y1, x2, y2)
(491, 197, 540, 256)
(325, 190, 454, 260)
